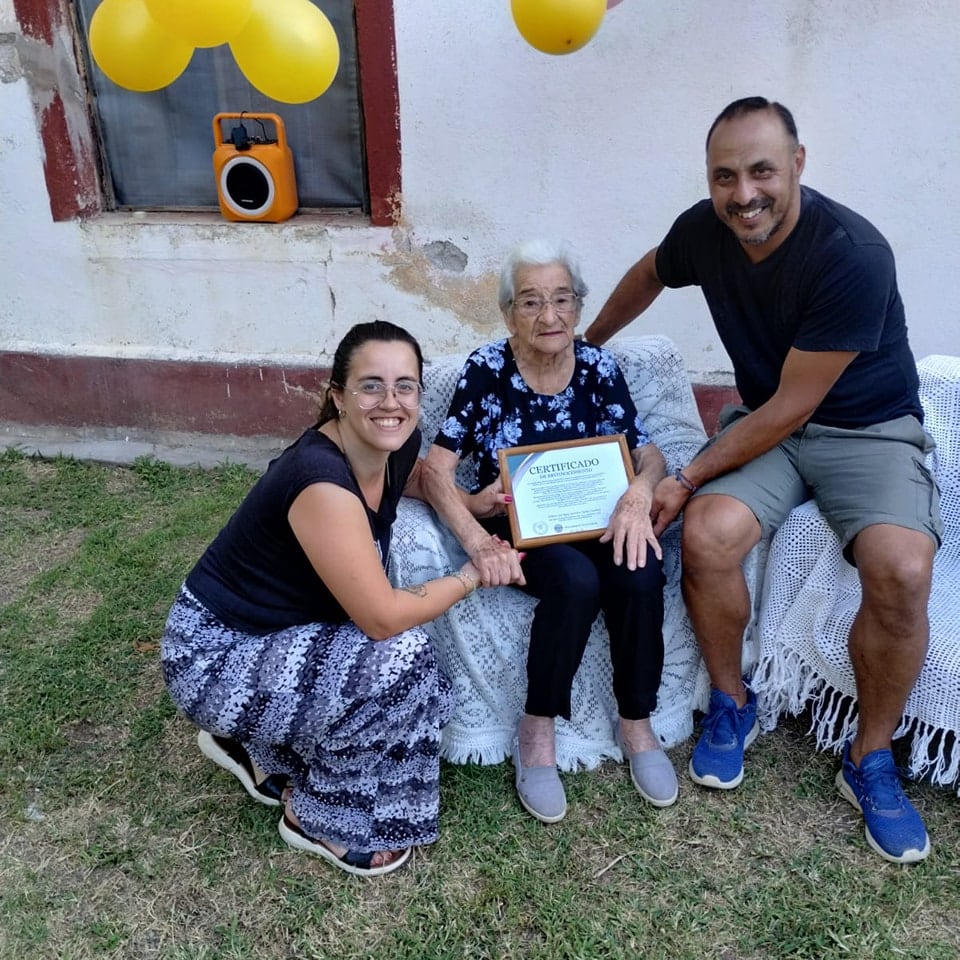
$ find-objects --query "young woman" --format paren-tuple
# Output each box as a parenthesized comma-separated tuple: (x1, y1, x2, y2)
(161, 321, 521, 876)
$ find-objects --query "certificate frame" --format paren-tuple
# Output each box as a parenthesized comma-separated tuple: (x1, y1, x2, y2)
(497, 435, 634, 549)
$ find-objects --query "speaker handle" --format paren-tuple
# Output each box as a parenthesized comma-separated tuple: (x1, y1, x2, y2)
(212, 112, 288, 151)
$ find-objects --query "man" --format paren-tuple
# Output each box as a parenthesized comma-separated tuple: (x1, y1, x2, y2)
(584, 97, 942, 863)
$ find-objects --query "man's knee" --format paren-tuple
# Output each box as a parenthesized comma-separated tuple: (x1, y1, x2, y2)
(861, 553, 933, 603)
(855, 526, 935, 611)
(681, 495, 761, 570)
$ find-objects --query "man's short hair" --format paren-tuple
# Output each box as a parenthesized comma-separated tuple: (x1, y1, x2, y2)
(705, 97, 799, 151)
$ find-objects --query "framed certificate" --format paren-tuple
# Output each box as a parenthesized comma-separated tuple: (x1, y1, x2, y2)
(497, 435, 634, 548)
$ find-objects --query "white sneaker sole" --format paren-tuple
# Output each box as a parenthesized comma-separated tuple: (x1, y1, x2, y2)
(834, 770, 931, 864)
(688, 720, 759, 790)
(278, 816, 412, 876)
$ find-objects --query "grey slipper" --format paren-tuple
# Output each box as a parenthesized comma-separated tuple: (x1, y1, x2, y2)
(511, 739, 567, 823)
(619, 727, 678, 807)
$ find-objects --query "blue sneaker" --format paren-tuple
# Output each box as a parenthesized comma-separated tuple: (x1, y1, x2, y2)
(689, 686, 759, 789)
(835, 742, 931, 863)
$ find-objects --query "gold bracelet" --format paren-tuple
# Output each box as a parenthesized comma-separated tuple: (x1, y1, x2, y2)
(452, 571, 477, 599)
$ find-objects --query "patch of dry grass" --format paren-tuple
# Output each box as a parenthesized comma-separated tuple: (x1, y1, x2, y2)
(0, 513, 88, 606)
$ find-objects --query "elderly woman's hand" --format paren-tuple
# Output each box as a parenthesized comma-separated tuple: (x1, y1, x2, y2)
(466, 477, 513, 519)
(600, 484, 663, 570)
(467, 533, 526, 588)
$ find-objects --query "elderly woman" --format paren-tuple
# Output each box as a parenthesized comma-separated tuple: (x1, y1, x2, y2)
(422, 241, 677, 822)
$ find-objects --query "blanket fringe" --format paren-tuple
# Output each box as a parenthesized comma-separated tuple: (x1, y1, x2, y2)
(753, 649, 960, 796)
(440, 706, 695, 773)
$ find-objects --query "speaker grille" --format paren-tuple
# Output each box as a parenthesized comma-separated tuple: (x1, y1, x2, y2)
(219, 156, 276, 218)
(225, 163, 271, 210)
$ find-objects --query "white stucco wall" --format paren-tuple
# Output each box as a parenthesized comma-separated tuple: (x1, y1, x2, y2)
(1, 0, 959, 380)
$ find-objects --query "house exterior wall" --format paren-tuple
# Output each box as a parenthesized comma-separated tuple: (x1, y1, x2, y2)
(1, 0, 958, 444)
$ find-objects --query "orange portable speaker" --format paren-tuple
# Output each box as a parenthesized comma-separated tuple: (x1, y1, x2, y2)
(212, 112, 298, 223)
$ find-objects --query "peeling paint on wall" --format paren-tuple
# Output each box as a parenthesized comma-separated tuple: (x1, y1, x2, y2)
(0, 34, 22, 84)
(385, 230, 501, 335)
(12, 0, 100, 219)
(11, 0, 55, 46)
(423, 240, 468, 273)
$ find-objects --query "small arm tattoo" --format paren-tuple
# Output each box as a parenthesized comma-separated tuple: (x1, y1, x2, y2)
(400, 583, 428, 597)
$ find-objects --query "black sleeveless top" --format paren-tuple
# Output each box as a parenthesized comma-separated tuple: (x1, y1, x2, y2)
(186, 427, 420, 633)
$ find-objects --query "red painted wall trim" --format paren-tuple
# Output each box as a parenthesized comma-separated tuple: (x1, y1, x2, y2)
(1, 353, 737, 439)
(0, 353, 323, 437)
(13, 0, 101, 221)
(40, 92, 101, 221)
(355, 0, 402, 226)
(12, 0, 54, 43)
(694, 383, 740, 437)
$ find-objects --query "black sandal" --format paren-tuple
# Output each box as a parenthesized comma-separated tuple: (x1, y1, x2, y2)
(197, 730, 288, 807)
(278, 813, 411, 877)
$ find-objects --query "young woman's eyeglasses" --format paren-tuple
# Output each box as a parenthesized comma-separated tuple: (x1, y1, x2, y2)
(347, 379, 423, 410)
(511, 292, 581, 318)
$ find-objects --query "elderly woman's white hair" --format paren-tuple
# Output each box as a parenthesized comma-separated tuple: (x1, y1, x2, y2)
(498, 240, 589, 312)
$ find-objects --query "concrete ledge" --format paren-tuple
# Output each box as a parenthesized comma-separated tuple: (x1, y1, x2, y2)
(1, 421, 287, 471)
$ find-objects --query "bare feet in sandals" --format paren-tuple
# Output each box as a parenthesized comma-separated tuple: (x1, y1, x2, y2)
(278, 803, 411, 877)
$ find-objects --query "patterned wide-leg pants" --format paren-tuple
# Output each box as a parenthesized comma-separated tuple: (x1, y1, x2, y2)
(161, 586, 454, 853)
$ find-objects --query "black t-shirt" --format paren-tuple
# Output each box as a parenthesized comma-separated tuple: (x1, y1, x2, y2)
(185, 427, 421, 633)
(655, 186, 921, 427)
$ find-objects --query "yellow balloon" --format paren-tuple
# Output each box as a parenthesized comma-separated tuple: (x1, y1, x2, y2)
(89, 0, 194, 92)
(144, 0, 253, 49)
(230, 0, 340, 104)
(511, 0, 606, 55)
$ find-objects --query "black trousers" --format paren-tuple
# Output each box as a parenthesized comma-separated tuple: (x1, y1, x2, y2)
(482, 518, 665, 721)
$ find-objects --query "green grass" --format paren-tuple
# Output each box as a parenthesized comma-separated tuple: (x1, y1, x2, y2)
(1, 447, 958, 960)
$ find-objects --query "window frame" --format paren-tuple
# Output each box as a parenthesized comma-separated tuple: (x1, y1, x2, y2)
(11, 0, 401, 225)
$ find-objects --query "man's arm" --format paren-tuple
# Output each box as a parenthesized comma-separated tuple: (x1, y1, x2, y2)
(652, 347, 858, 534)
(584, 247, 664, 346)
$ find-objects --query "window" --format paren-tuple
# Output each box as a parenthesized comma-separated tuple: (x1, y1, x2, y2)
(13, 0, 399, 224)
(74, 0, 363, 210)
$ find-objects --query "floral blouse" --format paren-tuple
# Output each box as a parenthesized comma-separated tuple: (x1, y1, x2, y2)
(433, 338, 650, 491)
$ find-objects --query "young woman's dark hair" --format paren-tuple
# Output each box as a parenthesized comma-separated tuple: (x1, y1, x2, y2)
(317, 320, 425, 425)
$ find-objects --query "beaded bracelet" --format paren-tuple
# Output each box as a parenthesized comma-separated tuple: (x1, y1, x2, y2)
(451, 570, 478, 598)
(674, 468, 699, 493)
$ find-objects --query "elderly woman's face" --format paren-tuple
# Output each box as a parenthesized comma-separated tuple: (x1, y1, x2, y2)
(505, 263, 581, 358)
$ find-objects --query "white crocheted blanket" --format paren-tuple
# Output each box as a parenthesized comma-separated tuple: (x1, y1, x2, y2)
(752, 355, 960, 794)
(391, 335, 709, 770)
